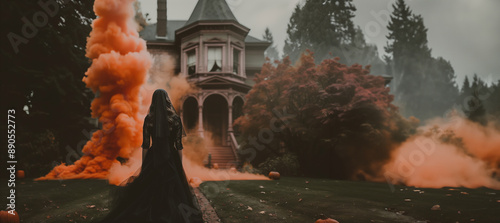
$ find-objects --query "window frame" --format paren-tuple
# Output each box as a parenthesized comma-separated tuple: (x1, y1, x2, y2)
(204, 44, 226, 73)
(231, 45, 243, 75)
(183, 45, 198, 75)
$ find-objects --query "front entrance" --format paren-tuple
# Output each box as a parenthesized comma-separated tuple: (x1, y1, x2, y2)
(203, 94, 228, 146)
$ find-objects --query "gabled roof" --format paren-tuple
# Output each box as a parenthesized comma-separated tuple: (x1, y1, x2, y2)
(185, 0, 238, 26)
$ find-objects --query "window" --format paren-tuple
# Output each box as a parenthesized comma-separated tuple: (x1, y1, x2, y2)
(233, 49, 240, 74)
(207, 47, 222, 72)
(187, 50, 196, 75)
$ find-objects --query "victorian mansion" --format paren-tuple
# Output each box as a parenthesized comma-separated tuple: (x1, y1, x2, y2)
(140, 0, 270, 167)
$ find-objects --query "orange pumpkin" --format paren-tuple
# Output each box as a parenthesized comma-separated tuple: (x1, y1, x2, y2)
(315, 218, 339, 223)
(268, 171, 280, 180)
(0, 210, 20, 223)
(212, 163, 219, 169)
(16, 170, 25, 179)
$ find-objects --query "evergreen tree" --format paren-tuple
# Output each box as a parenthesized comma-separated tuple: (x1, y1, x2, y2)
(262, 27, 279, 62)
(465, 74, 487, 125)
(462, 76, 471, 95)
(458, 75, 500, 125)
(340, 26, 386, 75)
(283, 0, 357, 64)
(283, 4, 306, 63)
(385, 0, 458, 120)
(1, 0, 96, 175)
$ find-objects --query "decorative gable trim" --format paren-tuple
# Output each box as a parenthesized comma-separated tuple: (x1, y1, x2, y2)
(205, 37, 225, 43)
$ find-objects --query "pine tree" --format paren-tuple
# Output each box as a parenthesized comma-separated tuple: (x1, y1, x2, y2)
(262, 27, 279, 62)
(465, 74, 487, 125)
(1, 0, 96, 175)
(462, 76, 471, 95)
(283, 0, 357, 63)
(385, 0, 458, 120)
(283, 4, 306, 63)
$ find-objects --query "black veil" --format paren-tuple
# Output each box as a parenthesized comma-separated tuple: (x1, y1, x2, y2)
(96, 89, 203, 223)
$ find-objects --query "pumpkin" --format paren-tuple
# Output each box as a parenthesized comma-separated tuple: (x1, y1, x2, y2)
(189, 177, 203, 187)
(315, 218, 339, 223)
(16, 170, 25, 179)
(268, 171, 280, 180)
(0, 210, 20, 223)
(212, 163, 219, 169)
(229, 167, 237, 173)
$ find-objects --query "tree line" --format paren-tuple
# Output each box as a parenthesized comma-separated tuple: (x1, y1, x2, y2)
(243, 0, 500, 178)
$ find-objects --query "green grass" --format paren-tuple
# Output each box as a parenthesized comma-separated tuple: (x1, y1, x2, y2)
(1, 178, 112, 222)
(2, 177, 499, 222)
(199, 177, 500, 223)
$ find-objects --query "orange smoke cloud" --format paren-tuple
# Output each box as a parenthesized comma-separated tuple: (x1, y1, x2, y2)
(383, 114, 500, 189)
(142, 52, 197, 111)
(37, 0, 151, 183)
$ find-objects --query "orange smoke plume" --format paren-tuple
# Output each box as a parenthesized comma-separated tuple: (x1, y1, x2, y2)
(383, 114, 500, 189)
(37, 0, 151, 182)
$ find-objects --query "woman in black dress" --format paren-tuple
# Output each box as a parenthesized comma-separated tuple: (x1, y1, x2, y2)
(98, 89, 204, 223)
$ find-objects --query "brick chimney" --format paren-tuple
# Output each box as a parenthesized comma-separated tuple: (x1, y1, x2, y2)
(156, 0, 167, 39)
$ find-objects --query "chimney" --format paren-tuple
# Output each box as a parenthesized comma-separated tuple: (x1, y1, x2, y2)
(156, 0, 167, 39)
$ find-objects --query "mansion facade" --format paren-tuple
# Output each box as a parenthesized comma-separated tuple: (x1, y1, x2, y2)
(140, 0, 270, 167)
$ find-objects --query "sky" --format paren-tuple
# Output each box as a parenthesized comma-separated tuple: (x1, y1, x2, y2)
(138, 0, 500, 88)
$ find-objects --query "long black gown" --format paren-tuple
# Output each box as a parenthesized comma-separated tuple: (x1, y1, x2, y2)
(98, 91, 204, 223)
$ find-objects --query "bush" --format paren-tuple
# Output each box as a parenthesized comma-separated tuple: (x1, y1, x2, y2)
(258, 153, 300, 176)
(18, 129, 62, 177)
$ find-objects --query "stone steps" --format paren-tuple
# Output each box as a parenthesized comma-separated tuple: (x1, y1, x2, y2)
(204, 146, 238, 168)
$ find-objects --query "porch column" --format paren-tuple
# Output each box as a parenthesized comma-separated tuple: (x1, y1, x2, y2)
(198, 105, 204, 138)
(228, 105, 233, 132)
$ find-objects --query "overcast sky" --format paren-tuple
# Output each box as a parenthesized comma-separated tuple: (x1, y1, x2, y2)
(138, 0, 500, 88)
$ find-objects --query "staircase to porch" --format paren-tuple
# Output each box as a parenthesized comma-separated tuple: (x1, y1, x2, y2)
(205, 146, 239, 169)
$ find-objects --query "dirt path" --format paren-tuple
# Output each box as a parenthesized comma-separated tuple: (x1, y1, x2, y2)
(193, 187, 221, 222)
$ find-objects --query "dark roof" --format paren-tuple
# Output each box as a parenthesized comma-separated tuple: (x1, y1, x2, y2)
(140, 20, 268, 44)
(185, 0, 238, 26)
(139, 20, 186, 42)
(245, 35, 266, 43)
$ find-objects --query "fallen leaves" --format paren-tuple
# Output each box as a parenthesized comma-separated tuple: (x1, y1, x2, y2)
(431, 205, 441, 211)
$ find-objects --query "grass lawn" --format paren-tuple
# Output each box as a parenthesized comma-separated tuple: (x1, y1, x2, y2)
(1, 177, 499, 222)
(199, 177, 500, 223)
(2, 178, 112, 222)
